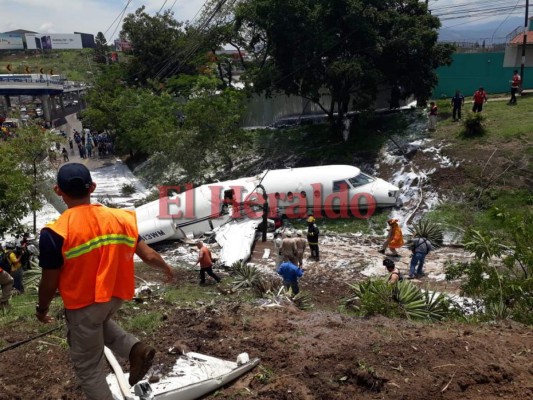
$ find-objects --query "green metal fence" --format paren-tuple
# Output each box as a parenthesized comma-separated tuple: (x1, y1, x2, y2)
(433, 52, 533, 99)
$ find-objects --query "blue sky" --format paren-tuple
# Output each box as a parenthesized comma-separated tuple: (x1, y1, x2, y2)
(0, 0, 527, 43)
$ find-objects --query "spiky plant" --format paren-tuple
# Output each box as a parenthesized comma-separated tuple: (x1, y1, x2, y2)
(345, 279, 451, 321)
(252, 275, 280, 296)
(22, 268, 42, 295)
(292, 291, 313, 310)
(231, 261, 261, 289)
(408, 219, 444, 247)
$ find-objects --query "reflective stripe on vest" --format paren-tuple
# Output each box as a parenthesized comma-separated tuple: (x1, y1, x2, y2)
(65, 234, 136, 259)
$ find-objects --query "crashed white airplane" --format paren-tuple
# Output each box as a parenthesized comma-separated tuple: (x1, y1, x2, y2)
(135, 165, 400, 265)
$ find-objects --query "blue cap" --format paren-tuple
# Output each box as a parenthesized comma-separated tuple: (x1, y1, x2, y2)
(57, 163, 92, 196)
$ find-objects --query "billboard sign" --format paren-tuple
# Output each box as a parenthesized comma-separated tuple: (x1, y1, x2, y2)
(114, 39, 133, 52)
(42, 34, 83, 49)
(24, 33, 39, 50)
(0, 33, 24, 50)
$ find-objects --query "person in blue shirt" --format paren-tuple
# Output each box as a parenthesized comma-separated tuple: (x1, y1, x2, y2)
(277, 260, 303, 295)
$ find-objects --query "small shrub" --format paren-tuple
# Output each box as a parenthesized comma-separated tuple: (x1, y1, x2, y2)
(345, 279, 451, 321)
(408, 219, 444, 247)
(121, 183, 136, 196)
(292, 291, 313, 310)
(461, 113, 486, 137)
(231, 261, 261, 289)
(252, 275, 280, 296)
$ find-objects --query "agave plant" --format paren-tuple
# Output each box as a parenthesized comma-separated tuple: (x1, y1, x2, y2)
(231, 261, 261, 289)
(252, 275, 280, 296)
(292, 291, 313, 310)
(408, 219, 444, 247)
(345, 279, 451, 321)
(22, 268, 42, 295)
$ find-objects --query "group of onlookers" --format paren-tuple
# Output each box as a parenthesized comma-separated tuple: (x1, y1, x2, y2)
(428, 69, 522, 130)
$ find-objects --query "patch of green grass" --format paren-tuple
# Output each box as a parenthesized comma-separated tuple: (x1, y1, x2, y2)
(288, 209, 389, 235)
(161, 286, 220, 304)
(436, 95, 533, 142)
(427, 188, 532, 239)
(121, 310, 164, 334)
(0, 49, 96, 81)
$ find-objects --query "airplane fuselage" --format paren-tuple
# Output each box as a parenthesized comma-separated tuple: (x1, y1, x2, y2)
(135, 165, 400, 244)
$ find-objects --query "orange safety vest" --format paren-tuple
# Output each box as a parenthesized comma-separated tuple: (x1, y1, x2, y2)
(46, 204, 138, 309)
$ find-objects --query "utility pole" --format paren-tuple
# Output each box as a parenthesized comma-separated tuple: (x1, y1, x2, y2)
(520, 0, 530, 88)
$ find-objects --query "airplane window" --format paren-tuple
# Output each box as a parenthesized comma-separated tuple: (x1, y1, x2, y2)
(348, 173, 375, 188)
(333, 180, 349, 192)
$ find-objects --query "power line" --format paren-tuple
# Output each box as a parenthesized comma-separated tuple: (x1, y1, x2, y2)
(158, 0, 169, 14)
(103, 0, 133, 41)
(107, 0, 132, 45)
(490, 0, 522, 42)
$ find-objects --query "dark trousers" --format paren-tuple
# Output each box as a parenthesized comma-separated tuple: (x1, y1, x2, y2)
(510, 87, 518, 104)
(309, 244, 319, 259)
(11, 268, 24, 293)
(200, 266, 221, 283)
(472, 103, 483, 112)
(452, 106, 462, 120)
(283, 280, 300, 295)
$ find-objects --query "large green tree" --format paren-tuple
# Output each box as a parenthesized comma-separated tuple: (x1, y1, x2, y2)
(0, 125, 54, 235)
(181, 76, 249, 174)
(94, 32, 109, 64)
(234, 0, 454, 136)
(120, 6, 207, 84)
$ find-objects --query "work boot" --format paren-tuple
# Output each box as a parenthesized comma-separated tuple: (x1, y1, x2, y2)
(128, 342, 155, 386)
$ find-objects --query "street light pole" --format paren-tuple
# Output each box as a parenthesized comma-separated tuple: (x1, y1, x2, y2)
(520, 0, 530, 88)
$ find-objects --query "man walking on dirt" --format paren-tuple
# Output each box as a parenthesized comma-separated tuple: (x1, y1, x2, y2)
(36, 163, 175, 400)
(194, 241, 222, 285)
(407, 235, 432, 279)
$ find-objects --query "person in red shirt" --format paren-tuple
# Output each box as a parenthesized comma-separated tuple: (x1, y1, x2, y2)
(194, 241, 221, 285)
(472, 87, 487, 112)
(509, 70, 521, 105)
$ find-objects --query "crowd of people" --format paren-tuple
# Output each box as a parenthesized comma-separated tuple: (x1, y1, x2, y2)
(48, 128, 115, 163)
(427, 69, 522, 131)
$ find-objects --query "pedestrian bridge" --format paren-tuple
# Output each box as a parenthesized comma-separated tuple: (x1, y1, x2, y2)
(0, 74, 87, 122)
(0, 75, 87, 96)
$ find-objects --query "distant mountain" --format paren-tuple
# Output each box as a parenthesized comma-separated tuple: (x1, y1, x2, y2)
(438, 17, 524, 43)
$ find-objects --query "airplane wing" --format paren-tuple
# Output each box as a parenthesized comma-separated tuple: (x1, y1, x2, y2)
(214, 219, 260, 266)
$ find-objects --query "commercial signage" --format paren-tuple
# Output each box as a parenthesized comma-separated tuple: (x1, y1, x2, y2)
(114, 39, 133, 52)
(42, 34, 83, 50)
(25, 33, 40, 50)
(0, 33, 24, 50)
